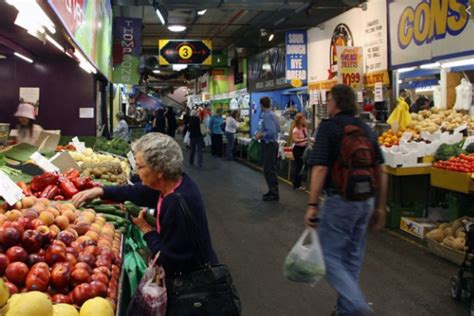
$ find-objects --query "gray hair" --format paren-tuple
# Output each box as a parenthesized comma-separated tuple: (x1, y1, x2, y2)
(132, 133, 183, 180)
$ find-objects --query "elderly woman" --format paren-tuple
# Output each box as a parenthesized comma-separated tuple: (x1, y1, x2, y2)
(71, 133, 218, 275)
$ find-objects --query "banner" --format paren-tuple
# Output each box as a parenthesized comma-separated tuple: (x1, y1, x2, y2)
(307, 0, 387, 83)
(337, 46, 364, 89)
(112, 17, 141, 85)
(286, 31, 307, 84)
(248, 47, 290, 92)
(388, 0, 474, 68)
(159, 40, 212, 65)
(48, 0, 112, 78)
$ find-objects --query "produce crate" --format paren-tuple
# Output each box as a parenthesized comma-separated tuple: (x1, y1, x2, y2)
(447, 192, 474, 222)
(400, 217, 438, 239)
(427, 238, 472, 266)
(431, 167, 474, 194)
(386, 202, 424, 228)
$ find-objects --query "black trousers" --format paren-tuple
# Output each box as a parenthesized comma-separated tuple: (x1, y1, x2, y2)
(262, 141, 279, 196)
(292, 145, 306, 188)
(211, 133, 223, 156)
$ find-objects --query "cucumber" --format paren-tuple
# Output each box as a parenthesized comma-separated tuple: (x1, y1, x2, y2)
(99, 213, 127, 225)
(145, 209, 156, 226)
(124, 201, 141, 217)
(91, 205, 119, 213)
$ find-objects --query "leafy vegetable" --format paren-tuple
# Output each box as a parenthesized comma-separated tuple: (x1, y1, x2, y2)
(435, 142, 465, 161)
(466, 143, 474, 154)
(94, 137, 130, 157)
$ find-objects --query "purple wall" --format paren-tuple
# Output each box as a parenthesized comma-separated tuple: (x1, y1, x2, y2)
(0, 55, 96, 136)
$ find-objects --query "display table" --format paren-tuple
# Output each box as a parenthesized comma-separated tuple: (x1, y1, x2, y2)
(384, 165, 432, 176)
(431, 168, 474, 194)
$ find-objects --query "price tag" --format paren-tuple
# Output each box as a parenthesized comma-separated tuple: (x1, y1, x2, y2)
(463, 136, 474, 150)
(401, 132, 413, 142)
(71, 137, 86, 153)
(31, 152, 60, 173)
(454, 124, 467, 134)
(374, 82, 383, 102)
(357, 91, 363, 103)
(127, 151, 137, 171)
(0, 171, 24, 206)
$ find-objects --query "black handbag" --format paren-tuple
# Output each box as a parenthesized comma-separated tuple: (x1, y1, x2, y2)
(166, 193, 241, 316)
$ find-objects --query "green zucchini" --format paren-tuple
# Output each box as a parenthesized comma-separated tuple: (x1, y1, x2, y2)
(99, 213, 127, 225)
(145, 209, 156, 226)
(91, 205, 119, 213)
(124, 201, 141, 217)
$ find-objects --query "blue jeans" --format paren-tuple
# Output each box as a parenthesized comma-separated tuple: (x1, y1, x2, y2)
(189, 137, 204, 167)
(318, 195, 374, 316)
(225, 132, 235, 160)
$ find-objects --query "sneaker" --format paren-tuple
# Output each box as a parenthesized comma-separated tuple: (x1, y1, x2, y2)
(263, 194, 279, 201)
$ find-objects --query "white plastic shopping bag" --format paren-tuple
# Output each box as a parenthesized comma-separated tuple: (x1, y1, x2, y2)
(183, 131, 191, 146)
(204, 134, 212, 146)
(284, 228, 326, 285)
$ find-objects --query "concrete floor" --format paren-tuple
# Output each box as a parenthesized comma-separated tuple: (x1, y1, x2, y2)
(184, 150, 467, 316)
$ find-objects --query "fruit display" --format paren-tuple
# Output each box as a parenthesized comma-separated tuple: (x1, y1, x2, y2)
(407, 109, 474, 133)
(0, 196, 123, 313)
(433, 153, 474, 173)
(83, 200, 134, 233)
(426, 217, 471, 252)
(378, 128, 415, 148)
(69, 149, 130, 185)
(17, 170, 102, 201)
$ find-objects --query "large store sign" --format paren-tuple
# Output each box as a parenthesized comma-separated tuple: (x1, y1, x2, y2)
(159, 40, 212, 65)
(112, 17, 141, 85)
(48, 0, 112, 78)
(248, 47, 290, 92)
(285, 31, 307, 84)
(307, 0, 387, 84)
(337, 47, 364, 89)
(389, 0, 474, 68)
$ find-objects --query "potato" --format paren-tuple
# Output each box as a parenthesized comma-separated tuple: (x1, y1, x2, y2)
(439, 223, 450, 229)
(444, 227, 455, 237)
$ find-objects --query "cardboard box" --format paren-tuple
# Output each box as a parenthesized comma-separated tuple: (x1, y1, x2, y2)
(400, 217, 438, 239)
(431, 167, 474, 194)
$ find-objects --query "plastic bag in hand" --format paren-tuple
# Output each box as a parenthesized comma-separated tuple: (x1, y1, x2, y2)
(283, 228, 326, 285)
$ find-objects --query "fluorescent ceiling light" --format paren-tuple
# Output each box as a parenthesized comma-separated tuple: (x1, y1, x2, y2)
(7, 0, 55, 37)
(197, 9, 207, 16)
(45, 35, 64, 52)
(268, 33, 274, 42)
(155, 6, 167, 25)
(441, 58, 474, 68)
(419, 62, 440, 69)
(153, 69, 161, 74)
(172, 64, 188, 71)
(397, 67, 417, 73)
(168, 25, 186, 32)
(78, 62, 92, 74)
(14, 52, 33, 63)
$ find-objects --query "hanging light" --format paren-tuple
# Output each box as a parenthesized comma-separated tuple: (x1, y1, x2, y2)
(168, 25, 186, 32)
(197, 9, 207, 16)
(155, 3, 168, 25)
(14, 52, 33, 63)
(268, 33, 274, 42)
(6, 0, 56, 37)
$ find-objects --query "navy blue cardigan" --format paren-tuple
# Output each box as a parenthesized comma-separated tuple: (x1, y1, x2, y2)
(103, 174, 218, 274)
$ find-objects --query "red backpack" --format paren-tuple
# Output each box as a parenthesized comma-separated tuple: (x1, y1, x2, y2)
(331, 121, 378, 201)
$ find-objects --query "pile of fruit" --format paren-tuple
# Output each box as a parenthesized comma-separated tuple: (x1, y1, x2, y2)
(0, 196, 122, 314)
(433, 153, 474, 173)
(408, 109, 474, 133)
(17, 170, 102, 201)
(378, 128, 415, 148)
(427, 217, 471, 252)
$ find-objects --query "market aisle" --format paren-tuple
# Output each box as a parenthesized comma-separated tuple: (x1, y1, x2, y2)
(184, 151, 466, 316)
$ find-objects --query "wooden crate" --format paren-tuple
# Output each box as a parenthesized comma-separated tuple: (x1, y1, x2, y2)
(427, 238, 472, 266)
(430, 168, 474, 194)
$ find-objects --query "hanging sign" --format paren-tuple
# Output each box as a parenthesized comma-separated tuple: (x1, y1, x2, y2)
(337, 46, 364, 89)
(388, 0, 474, 68)
(159, 40, 212, 65)
(285, 30, 307, 83)
(374, 82, 384, 102)
(0, 171, 24, 206)
(112, 17, 142, 85)
(248, 47, 290, 92)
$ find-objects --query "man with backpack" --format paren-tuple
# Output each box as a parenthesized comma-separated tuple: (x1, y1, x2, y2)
(305, 84, 387, 315)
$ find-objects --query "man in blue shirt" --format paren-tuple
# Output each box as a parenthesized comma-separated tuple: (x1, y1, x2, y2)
(208, 108, 224, 157)
(255, 96, 280, 201)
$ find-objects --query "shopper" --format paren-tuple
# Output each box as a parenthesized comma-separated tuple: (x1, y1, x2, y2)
(255, 96, 280, 201)
(188, 110, 204, 167)
(71, 132, 218, 277)
(113, 112, 130, 142)
(305, 84, 387, 316)
(182, 107, 191, 136)
(225, 110, 240, 160)
(290, 113, 308, 190)
(11, 103, 43, 145)
(165, 106, 178, 138)
(410, 96, 431, 113)
(208, 108, 224, 157)
(153, 108, 166, 134)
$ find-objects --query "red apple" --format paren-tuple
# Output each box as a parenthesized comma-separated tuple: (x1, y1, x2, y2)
(75, 262, 92, 274)
(72, 283, 93, 306)
(91, 272, 109, 285)
(0, 254, 9, 275)
(52, 294, 72, 304)
(94, 266, 111, 277)
(10, 221, 24, 235)
(71, 268, 91, 286)
(6, 246, 28, 263)
(1, 227, 20, 248)
(5, 262, 29, 286)
(45, 245, 67, 266)
(37, 225, 52, 246)
(51, 262, 72, 290)
(52, 240, 67, 249)
(66, 247, 77, 256)
(25, 262, 50, 292)
(29, 219, 44, 230)
(84, 245, 99, 256)
(27, 253, 45, 267)
(78, 252, 95, 267)
(21, 229, 42, 253)
(95, 255, 112, 268)
(89, 280, 107, 297)
(57, 231, 75, 246)
(66, 253, 77, 266)
(4, 281, 18, 294)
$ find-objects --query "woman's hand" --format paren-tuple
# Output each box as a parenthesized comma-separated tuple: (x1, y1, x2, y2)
(72, 187, 104, 208)
(132, 210, 153, 234)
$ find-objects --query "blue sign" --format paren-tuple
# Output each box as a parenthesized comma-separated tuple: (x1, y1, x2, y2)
(285, 31, 307, 84)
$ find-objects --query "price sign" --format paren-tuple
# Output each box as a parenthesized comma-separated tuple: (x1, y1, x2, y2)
(454, 124, 467, 134)
(31, 152, 60, 173)
(71, 137, 86, 153)
(0, 171, 24, 206)
(337, 46, 364, 89)
(401, 132, 413, 142)
(374, 82, 384, 102)
(127, 151, 137, 171)
(463, 136, 474, 150)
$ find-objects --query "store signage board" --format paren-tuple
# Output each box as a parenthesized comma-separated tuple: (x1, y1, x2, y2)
(79, 108, 94, 119)
(0, 171, 24, 206)
(337, 46, 364, 89)
(159, 40, 212, 65)
(374, 82, 384, 102)
(47, 0, 113, 78)
(112, 17, 142, 85)
(248, 47, 291, 92)
(285, 30, 307, 83)
(388, 0, 474, 68)
(307, 0, 387, 83)
(127, 151, 137, 172)
(30, 152, 60, 173)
